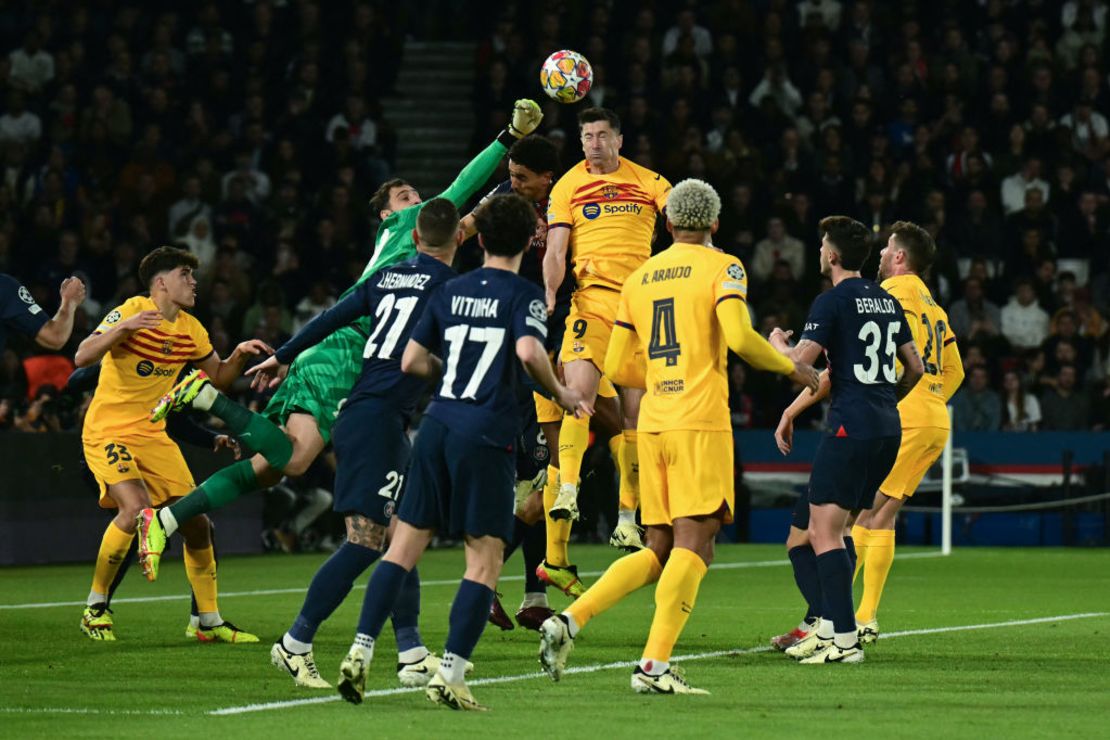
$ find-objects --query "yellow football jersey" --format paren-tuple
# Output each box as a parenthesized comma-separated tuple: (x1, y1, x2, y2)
(615, 242, 748, 432)
(83, 295, 213, 439)
(547, 157, 671, 291)
(882, 273, 956, 429)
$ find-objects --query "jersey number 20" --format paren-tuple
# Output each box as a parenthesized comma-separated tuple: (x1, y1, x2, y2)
(854, 320, 900, 384)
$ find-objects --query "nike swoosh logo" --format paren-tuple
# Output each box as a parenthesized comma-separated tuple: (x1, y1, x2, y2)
(280, 654, 300, 677)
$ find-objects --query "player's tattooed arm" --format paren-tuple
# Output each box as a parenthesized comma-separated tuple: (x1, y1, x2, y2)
(894, 339, 925, 400)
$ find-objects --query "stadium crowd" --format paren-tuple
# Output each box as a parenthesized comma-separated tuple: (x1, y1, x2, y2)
(1, 0, 1109, 435)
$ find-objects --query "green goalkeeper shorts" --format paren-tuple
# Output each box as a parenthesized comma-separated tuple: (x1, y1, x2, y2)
(262, 326, 364, 445)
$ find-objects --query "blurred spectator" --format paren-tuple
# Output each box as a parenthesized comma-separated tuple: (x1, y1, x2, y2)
(949, 277, 1003, 344)
(750, 217, 805, 283)
(1000, 157, 1050, 215)
(292, 281, 337, 333)
(0, 91, 42, 146)
(1001, 278, 1051, 350)
(1001, 369, 1041, 432)
(662, 10, 712, 58)
(168, 174, 213, 238)
(1040, 364, 1090, 430)
(176, 215, 217, 269)
(952, 365, 1002, 431)
(8, 31, 54, 94)
(727, 363, 753, 429)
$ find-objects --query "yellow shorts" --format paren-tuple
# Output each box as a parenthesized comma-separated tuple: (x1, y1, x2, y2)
(83, 433, 195, 509)
(558, 285, 620, 369)
(639, 429, 734, 526)
(533, 380, 617, 425)
(879, 426, 949, 500)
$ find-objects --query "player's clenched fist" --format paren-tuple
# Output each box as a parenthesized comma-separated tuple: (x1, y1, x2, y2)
(509, 99, 543, 139)
(59, 276, 86, 306)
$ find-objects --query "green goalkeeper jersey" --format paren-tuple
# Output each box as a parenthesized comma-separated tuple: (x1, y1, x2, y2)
(261, 133, 514, 441)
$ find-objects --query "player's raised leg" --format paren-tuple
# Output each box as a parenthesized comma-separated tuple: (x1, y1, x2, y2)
(138, 412, 320, 580)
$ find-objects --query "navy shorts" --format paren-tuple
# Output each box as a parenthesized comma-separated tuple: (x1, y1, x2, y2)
(791, 487, 811, 530)
(398, 416, 516, 542)
(516, 388, 550, 481)
(807, 434, 901, 514)
(331, 396, 411, 525)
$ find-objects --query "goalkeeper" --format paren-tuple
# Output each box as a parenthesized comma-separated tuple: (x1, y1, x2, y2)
(136, 100, 544, 583)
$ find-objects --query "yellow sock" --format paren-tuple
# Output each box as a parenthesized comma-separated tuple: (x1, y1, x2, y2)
(91, 521, 134, 596)
(643, 548, 708, 662)
(618, 430, 639, 512)
(566, 548, 662, 630)
(851, 524, 871, 583)
(543, 464, 571, 566)
(855, 529, 894, 623)
(184, 543, 218, 613)
(557, 413, 591, 486)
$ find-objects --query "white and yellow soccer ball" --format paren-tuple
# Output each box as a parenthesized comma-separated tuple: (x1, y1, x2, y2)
(539, 50, 593, 104)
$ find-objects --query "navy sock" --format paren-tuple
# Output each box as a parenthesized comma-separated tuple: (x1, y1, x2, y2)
(356, 560, 410, 639)
(788, 544, 822, 623)
(816, 548, 855, 635)
(391, 566, 423, 653)
(522, 520, 546, 593)
(502, 516, 528, 562)
(443, 579, 495, 660)
(844, 535, 857, 575)
(289, 542, 381, 643)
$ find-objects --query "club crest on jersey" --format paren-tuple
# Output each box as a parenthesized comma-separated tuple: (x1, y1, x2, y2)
(572, 340, 585, 353)
(582, 203, 601, 220)
(116, 463, 130, 473)
(18, 286, 34, 304)
(383, 500, 395, 519)
(104, 310, 122, 325)
(161, 340, 173, 354)
(601, 185, 619, 200)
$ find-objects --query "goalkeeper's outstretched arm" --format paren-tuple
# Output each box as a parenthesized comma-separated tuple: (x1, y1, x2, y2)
(438, 99, 543, 207)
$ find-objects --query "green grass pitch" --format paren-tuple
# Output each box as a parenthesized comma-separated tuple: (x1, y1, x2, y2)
(3, 544, 1108, 738)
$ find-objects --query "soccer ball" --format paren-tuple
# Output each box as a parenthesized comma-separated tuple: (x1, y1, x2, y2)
(540, 50, 593, 104)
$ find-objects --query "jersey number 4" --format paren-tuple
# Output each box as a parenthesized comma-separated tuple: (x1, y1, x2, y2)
(363, 294, 419, 360)
(441, 325, 505, 399)
(648, 298, 681, 366)
(854, 320, 901, 384)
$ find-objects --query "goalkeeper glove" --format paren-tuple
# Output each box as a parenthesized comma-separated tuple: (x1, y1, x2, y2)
(514, 467, 548, 516)
(508, 99, 543, 138)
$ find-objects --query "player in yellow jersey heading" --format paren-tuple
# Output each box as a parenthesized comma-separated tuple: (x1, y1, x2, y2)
(538, 179, 819, 694)
(852, 221, 964, 640)
(75, 246, 271, 642)
(542, 107, 670, 568)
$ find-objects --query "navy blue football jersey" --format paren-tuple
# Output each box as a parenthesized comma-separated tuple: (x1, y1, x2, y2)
(478, 181, 550, 288)
(275, 253, 455, 413)
(0, 273, 49, 356)
(411, 266, 548, 447)
(800, 277, 913, 439)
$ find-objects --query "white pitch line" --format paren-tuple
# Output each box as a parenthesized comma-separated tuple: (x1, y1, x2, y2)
(207, 610, 1107, 717)
(0, 551, 948, 611)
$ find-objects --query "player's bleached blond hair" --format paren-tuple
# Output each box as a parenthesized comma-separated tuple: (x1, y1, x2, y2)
(666, 178, 721, 230)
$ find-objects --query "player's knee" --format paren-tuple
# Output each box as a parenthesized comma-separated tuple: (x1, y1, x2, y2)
(281, 455, 310, 477)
